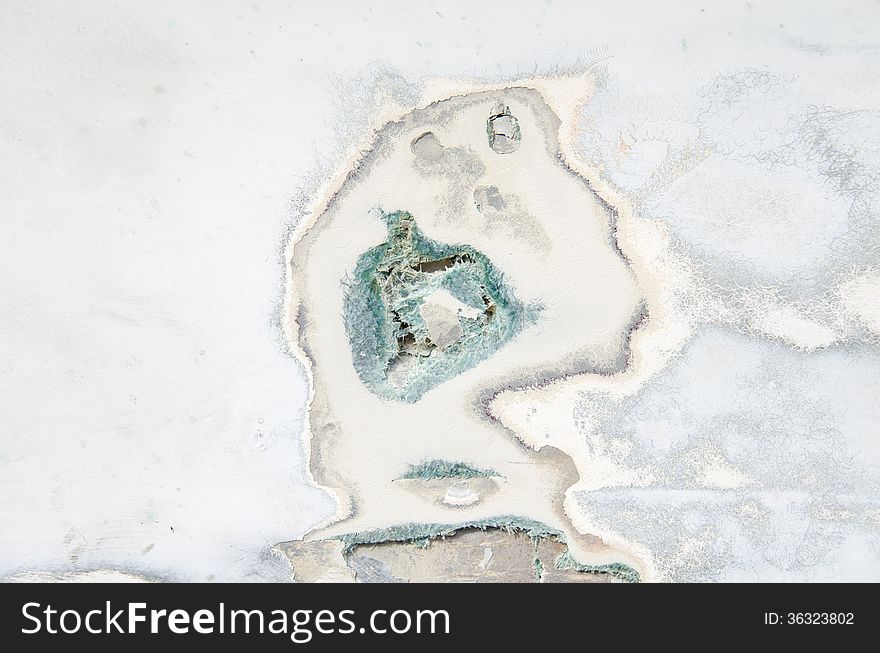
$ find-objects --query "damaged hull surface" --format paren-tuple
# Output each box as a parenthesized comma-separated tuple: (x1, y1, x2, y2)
(284, 86, 646, 582)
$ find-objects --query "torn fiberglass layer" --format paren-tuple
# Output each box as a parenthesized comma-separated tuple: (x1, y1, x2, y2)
(343, 210, 536, 402)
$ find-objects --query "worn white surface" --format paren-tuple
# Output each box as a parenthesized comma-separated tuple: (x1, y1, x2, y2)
(1, 1, 878, 581)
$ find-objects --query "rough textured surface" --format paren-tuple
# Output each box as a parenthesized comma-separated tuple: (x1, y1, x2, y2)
(348, 530, 612, 584)
(5, 1, 880, 584)
(281, 519, 637, 583)
(343, 210, 533, 402)
(399, 460, 499, 480)
(286, 83, 643, 580)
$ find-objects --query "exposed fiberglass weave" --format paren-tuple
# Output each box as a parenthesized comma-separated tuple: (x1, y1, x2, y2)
(334, 516, 641, 582)
(343, 210, 535, 402)
(398, 459, 499, 480)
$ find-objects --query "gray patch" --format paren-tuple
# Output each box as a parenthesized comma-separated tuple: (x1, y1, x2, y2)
(410, 131, 445, 161)
(473, 186, 552, 252)
(347, 553, 408, 583)
(487, 102, 521, 154)
(419, 301, 464, 349)
(473, 185, 506, 211)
